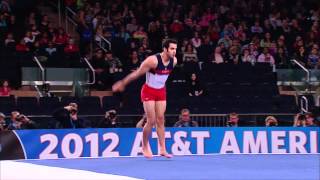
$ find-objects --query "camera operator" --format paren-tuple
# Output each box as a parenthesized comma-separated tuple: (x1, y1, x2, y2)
(265, 116, 279, 127)
(293, 113, 306, 127)
(16, 114, 37, 129)
(53, 102, 86, 128)
(7, 111, 21, 130)
(98, 109, 121, 128)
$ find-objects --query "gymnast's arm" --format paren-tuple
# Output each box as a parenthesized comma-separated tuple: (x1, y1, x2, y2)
(112, 56, 157, 92)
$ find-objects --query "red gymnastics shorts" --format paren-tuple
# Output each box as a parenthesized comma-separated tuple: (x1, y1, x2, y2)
(141, 84, 166, 102)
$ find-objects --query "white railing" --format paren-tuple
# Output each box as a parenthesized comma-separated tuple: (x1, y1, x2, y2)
(82, 57, 95, 85)
(300, 96, 309, 113)
(33, 56, 45, 85)
(65, 7, 78, 34)
(96, 33, 111, 51)
(291, 59, 310, 82)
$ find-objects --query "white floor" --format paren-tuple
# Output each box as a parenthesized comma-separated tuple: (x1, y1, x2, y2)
(0, 161, 143, 180)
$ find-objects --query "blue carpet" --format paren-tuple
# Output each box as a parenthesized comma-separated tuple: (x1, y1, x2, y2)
(20, 154, 320, 180)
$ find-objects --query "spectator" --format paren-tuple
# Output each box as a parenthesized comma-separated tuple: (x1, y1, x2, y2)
(241, 48, 256, 64)
(191, 32, 201, 48)
(260, 32, 273, 48)
(52, 102, 88, 129)
(182, 43, 198, 63)
(307, 46, 320, 69)
(293, 113, 306, 127)
(274, 47, 289, 68)
(0, 80, 11, 96)
(257, 47, 275, 65)
(91, 49, 110, 90)
(174, 108, 199, 127)
(0, 112, 7, 131)
(305, 112, 317, 127)
(211, 46, 225, 64)
(187, 73, 204, 97)
(7, 111, 21, 130)
(227, 45, 241, 64)
(293, 46, 308, 67)
(105, 51, 123, 74)
(126, 18, 138, 34)
(53, 27, 69, 47)
(64, 38, 79, 54)
(4, 32, 15, 49)
(227, 112, 239, 127)
(16, 114, 37, 129)
(265, 116, 278, 127)
(98, 109, 121, 128)
(126, 50, 141, 72)
(250, 21, 263, 35)
(15, 39, 30, 52)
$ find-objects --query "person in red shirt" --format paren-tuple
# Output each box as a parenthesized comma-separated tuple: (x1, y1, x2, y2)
(15, 39, 29, 52)
(53, 27, 69, 46)
(64, 39, 79, 54)
(0, 80, 11, 96)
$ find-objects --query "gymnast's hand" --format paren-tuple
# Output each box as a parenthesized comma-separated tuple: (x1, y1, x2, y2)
(112, 80, 125, 92)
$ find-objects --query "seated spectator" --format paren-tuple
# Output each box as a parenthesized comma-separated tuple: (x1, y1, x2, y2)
(0, 80, 11, 96)
(52, 103, 89, 129)
(187, 73, 204, 97)
(250, 21, 263, 34)
(53, 27, 69, 47)
(98, 109, 121, 128)
(307, 45, 320, 69)
(7, 111, 21, 130)
(227, 112, 239, 127)
(136, 114, 147, 128)
(211, 46, 225, 64)
(217, 34, 232, 49)
(293, 113, 306, 127)
(260, 32, 272, 48)
(39, 32, 50, 47)
(126, 18, 138, 34)
(293, 46, 308, 67)
(23, 31, 36, 47)
(45, 41, 57, 56)
(0, 112, 7, 131)
(16, 114, 37, 129)
(182, 43, 198, 62)
(174, 108, 199, 127)
(4, 32, 15, 50)
(126, 50, 141, 72)
(274, 47, 289, 68)
(241, 48, 256, 64)
(15, 39, 30, 52)
(257, 47, 275, 65)
(91, 49, 111, 90)
(64, 39, 79, 54)
(227, 45, 241, 64)
(191, 32, 202, 48)
(305, 112, 317, 127)
(265, 116, 278, 127)
(105, 51, 123, 74)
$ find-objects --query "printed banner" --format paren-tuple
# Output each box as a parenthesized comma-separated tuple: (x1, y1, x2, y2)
(1, 127, 319, 160)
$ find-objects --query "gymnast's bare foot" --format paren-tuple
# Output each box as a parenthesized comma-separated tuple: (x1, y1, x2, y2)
(160, 151, 173, 158)
(143, 149, 153, 158)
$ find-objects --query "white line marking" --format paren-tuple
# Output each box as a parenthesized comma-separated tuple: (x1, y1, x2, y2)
(0, 161, 144, 180)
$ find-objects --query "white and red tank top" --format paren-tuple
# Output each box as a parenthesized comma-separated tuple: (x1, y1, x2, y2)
(145, 53, 174, 89)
